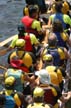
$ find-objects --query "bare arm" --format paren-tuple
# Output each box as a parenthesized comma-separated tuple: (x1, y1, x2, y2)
(64, 48, 70, 59)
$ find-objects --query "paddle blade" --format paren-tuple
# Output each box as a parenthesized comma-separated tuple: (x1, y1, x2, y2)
(0, 49, 7, 56)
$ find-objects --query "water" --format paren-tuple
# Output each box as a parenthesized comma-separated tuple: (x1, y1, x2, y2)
(0, 0, 26, 41)
(0, 0, 26, 71)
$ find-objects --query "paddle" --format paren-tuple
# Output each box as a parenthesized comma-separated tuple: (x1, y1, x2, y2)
(0, 65, 7, 71)
(0, 34, 18, 56)
(0, 48, 8, 56)
(0, 34, 17, 47)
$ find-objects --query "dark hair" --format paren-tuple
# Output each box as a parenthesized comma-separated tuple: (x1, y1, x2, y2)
(17, 23, 26, 37)
(48, 33, 58, 46)
(52, 20, 63, 32)
(25, 0, 36, 5)
(34, 97, 44, 102)
(28, 5, 38, 17)
(55, 2, 62, 13)
(18, 23, 26, 32)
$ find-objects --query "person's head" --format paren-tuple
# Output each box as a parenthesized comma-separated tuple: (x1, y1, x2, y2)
(52, 19, 63, 32)
(42, 54, 53, 67)
(5, 76, 15, 90)
(18, 23, 26, 36)
(35, 69, 51, 85)
(33, 87, 44, 102)
(48, 33, 58, 47)
(55, 1, 63, 13)
(28, 5, 39, 19)
(15, 39, 25, 50)
(34, 4, 40, 15)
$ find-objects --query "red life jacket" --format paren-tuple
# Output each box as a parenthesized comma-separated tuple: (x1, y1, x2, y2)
(19, 34, 33, 52)
(21, 16, 38, 37)
(43, 87, 57, 106)
(10, 59, 29, 73)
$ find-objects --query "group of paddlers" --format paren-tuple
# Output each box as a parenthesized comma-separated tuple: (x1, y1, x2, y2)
(0, 0, 71, 108)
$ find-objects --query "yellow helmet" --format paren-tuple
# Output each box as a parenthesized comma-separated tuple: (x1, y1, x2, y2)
(33, 87, 44, 97)
(5, 76, 15, 86)
(43, 54, 53, 62)
(16, 39, 25, 48)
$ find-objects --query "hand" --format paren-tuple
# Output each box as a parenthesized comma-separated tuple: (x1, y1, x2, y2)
(68, 91, 71, 97)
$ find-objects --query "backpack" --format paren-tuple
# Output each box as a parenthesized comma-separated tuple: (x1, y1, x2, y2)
(53, 14, 66, 29)
(47, 48, 60, 66)
(54, 32, 68, 49)
(6, 68, 24, 92)
(5, 95, 15, 108)
(0, 91, 15, 108)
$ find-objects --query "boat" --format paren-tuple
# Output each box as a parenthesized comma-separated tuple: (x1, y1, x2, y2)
(0, 34, 18, 47)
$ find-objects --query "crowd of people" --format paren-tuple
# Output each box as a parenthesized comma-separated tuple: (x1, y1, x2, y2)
(0, 0, 71, 108)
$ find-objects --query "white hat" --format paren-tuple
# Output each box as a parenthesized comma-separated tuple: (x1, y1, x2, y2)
(35, 69, 51, 84)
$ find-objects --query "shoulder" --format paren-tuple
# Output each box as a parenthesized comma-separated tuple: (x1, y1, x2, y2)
(60, 32, 68, 41)
(25, 33, 36, 37)
(29, 33, 36, 38)
(44, 104, 51, 108)
(49, 14, 55, 19)
(57, 47, 65, 59)
(57, 47, 65, 55)
(32, 20, 41, 25)
(63, 14, 71, 19)
(50, 84, 61, 96)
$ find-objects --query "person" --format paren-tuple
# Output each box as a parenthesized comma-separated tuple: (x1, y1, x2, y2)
(10, 24, 39, 54)
(21, 5, 46, 42)
(48, 0, 70, 15)
(8, 39, 36, 73)
(42, 54, 65, 92)
(1, 23, 40, 57)
(47, 0, 71, 35)
(4, 45, 37, 95)
(24, 0, 35, 16)
(23, 4, 40, 17)
(4, 65, 25, 93)
(27, 87, 52, 108)
(34, 69, 71, 108)
(23, 4, 48, 26)
(24, 0, 47, 14)
(51, 20, 71, 49)
(48, 1, 71, 30)
(41, 33, 70, 70)
(0, 76, 25, 108)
